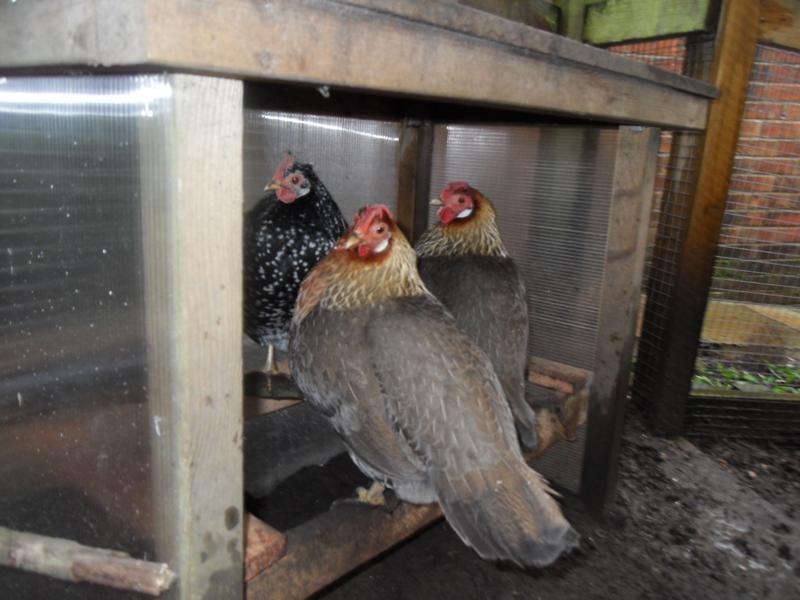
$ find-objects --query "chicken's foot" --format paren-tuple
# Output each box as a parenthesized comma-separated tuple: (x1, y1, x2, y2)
(332, 481, 399, 513)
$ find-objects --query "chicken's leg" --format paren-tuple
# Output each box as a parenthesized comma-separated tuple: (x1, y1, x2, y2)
(264, 344, 278, 375)
(244, 343, 302, 400)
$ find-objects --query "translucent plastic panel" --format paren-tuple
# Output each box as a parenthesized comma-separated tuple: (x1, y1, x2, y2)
(0, 76, 170, 598)
(430, 125, 617, 370)
(429, 125, 617, 492)
(243, 109, 400, 221)
(242, 108, 400, 369)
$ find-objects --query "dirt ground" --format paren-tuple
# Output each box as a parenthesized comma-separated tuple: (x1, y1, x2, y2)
(313, 408, 800, 600)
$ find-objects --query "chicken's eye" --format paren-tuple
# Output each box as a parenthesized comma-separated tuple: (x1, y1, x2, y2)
(375, 226, 385, 234)
(290, 175, 301, 185)
(457, 197, 465, 204)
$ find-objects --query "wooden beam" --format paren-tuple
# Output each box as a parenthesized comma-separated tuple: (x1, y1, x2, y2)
(646, 0, 761, 435)
(247, 502, 441, 600)
(0, 0, 713, 130)
(395, 119, 435, 245)
(759, 0, 800, 50)
(583, 0, 717, 45)
(140, 75, 244, 599)
(581, 126, 660, 512)
(244, 514, 287, 582)
(456, 0, 559, 32)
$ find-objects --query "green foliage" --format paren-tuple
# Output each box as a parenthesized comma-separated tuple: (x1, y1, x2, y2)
(692, 359, 800, 395)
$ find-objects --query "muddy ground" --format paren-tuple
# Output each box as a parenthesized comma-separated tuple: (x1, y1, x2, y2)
(312, 409, 800, 600)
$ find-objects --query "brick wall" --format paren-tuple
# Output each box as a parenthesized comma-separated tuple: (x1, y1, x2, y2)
(716, 44, 800, 304)
(611, 40, 800, 305)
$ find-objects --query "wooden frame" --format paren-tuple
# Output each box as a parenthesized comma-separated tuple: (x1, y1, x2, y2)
(140, 75, 244, 599)
(0, 1, 721, 597)
(0, 0, 713, 130)
(580, 126, 660, 512)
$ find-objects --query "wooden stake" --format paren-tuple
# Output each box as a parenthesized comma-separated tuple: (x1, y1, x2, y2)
(0, 526, 174, 596)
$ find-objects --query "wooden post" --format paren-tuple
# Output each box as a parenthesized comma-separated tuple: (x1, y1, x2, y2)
(646, 0, 760, 435)
(759, 0, 800, 51)
(581, 126, 660, 512)
(140, 74, 244, 599)
(395, 118, 434, 245)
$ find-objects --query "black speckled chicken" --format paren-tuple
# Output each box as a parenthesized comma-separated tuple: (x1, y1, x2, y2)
(290, 204, 577, 568)
(244, 153, 347, 372)
(415, 181, 538, 451)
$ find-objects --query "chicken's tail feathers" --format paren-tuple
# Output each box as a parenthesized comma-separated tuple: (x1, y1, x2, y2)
(434, 460, 578, 568)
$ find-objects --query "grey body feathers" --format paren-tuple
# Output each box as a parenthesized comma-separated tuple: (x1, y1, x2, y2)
(290, 294, 576, 567)
(418, 255, 538, 450)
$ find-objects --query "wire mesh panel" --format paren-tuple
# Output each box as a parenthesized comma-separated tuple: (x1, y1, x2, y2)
(606, 36, 712, 412)
(693, 44, 800, 401)
(607, 33, 716, 82)
(428, 124, 618, 491)
(625, 38, 800, 438)
(634, 132, 705, 406)
(0, 76, 167, 599)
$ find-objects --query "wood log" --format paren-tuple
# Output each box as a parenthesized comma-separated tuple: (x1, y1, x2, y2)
(0, 526, 174, 596)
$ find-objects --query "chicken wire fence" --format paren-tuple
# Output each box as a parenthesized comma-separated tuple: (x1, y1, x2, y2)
(694, 44, 800, 401)
(605, 35, 711, 410)
(608, 37, 800, 436)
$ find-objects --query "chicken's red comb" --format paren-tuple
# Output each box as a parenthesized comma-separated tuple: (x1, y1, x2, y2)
(445, 180, 471, 193)
(354, 204, 395, 228)
(271, 153, 296, 182)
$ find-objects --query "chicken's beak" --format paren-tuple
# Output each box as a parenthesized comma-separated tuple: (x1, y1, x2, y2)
(429, 197, 442, 206)
(341, 233, 361, 250)
(265, 180, 282, 192)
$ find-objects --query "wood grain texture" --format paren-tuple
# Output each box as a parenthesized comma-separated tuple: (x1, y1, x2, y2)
(457, 0, 559, 31)
(759, 0, 800, 50)
(0, 0, 711, 129)
(1, 526, 174, 597)
(245, 404, 584, 599)
(648, 0, 760, 435)
(244, 514, 287, 582)
(581, 126, 661, 512)
(396, 119, 435, 245)
(140, 75, 244, 600)
(246, 502, 442, 600)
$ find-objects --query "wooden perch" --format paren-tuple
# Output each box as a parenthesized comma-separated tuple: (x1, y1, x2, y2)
(0, 526, 174, 597)
(245, 513, 287, 582)
(528, 356, 592, 396)
(247, 364, 591, 597)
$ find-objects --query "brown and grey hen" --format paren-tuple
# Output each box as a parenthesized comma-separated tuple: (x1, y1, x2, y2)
(415, 181, 538, 451)
(290, 204, 577, 568)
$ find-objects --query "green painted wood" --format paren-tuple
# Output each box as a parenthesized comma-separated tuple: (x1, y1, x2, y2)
(584, 0, 714, 44)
